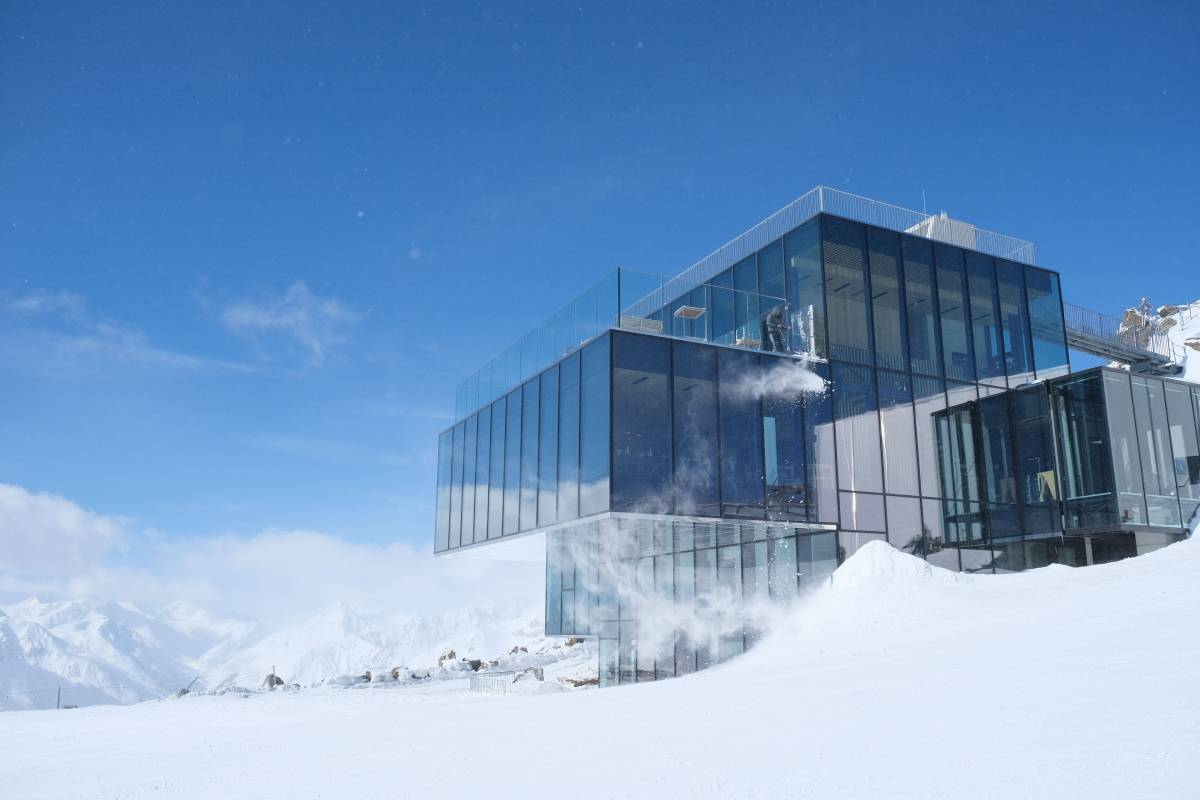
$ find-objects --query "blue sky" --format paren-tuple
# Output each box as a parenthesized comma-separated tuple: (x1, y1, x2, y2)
(2, 0, 1197, 550)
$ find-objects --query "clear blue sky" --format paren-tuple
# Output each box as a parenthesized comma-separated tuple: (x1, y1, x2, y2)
(2, 1, 1196, 547)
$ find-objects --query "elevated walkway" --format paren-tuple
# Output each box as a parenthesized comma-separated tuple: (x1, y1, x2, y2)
(1063, 302, 1183, 376)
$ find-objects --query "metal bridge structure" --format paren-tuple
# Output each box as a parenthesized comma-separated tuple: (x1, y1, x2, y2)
(1062, 302, 1184, 376)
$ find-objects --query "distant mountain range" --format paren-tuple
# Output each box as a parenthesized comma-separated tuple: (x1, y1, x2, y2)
(1, 595, 548, 711)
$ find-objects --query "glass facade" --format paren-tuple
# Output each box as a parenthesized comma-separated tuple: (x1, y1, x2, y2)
(934, 367, 1200, 570)
(436, 213, 1073, 556)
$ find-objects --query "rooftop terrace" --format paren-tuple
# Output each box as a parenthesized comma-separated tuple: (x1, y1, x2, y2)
(454, 186, 1039, 419)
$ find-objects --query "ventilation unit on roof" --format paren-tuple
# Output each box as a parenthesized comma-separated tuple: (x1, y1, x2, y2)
(906, 211, 978, 251)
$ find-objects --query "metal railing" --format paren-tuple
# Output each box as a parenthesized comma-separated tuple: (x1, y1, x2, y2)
(468, 671, 515, 695)
(1062, 302, 1184, 368)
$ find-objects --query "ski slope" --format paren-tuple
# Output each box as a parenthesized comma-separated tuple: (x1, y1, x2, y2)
(3, 534, 1197, 800)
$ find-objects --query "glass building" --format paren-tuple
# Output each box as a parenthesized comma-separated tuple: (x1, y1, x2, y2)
(432, 187, 1194, 686)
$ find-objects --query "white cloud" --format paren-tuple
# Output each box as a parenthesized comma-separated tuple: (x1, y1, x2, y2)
(0, 484, 540, 625)
(4, 290, 85, 318)
(222, 282, 360, 367)
(0, 484, 127, 578)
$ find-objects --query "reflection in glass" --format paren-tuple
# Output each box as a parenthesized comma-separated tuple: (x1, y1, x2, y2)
(613, 333, 672, 512)
(903, 237, 941, 376)
(935, 244, 974, 382)
(784, 220, 825, 358)
(823, 217, 873, 365)
(579, 335, 611, 516)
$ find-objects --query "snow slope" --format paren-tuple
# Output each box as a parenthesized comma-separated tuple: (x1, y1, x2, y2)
(3, 536, 1197, 799)
(1162, 300, 1200, 382)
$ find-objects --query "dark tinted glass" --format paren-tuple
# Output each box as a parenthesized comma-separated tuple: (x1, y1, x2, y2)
(434, 429, 452, 552)
(996, 260, 1033, 384)
(902, 237, 941, 376)
(1011, 386, 1059, 536)
(823, 217, 873, 365)
(1055, 374, 1118, 529)
(672, 341, 720, 517)
(1025, 267, 1069, 380)
(935, 244, 974, 382)
(758, 240, 785, 299)
(579, 334, 611, 516)
(612, 333, 673, 512)
(763, 370, 808, 520)
(783, 219, 825, 358)
(718, 348, 765, 517)
(965, 253, 1005, 384)
(867, 228, 907, 371)
(488, 396, 506, 538)
(557, 353, 581, 522)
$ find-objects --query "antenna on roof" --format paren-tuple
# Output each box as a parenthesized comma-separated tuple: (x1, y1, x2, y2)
(922, 190, 928, 216)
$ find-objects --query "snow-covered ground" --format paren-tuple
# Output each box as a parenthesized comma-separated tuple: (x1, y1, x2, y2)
(1162, 299, 1200, 382)
(3, 535, 1197, 800)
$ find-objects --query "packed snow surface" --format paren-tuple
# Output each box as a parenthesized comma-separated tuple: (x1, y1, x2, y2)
(3, 537, 1199, 799)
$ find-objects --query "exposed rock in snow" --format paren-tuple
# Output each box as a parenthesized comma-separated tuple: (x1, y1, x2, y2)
(1117, 297, 1200, 382)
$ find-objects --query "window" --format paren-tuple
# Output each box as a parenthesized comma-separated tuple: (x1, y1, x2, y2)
(831, 363, 882, 494)
(460, 415, 477, 544)
(1025, 267, 1069, 380)
(1055, 374, 1118, 529)
(612, 333, 672, 513)
(763, 374, 809, 521)
(449, 421, 465, 548)
(885, 495, 923, 555)
(868, 228, 907, 371)
(733, 256, 760, 346)
(1164, 381, 1200, 524)
(976, 393, 1021, 538)
(557, 353, 581, 522)
(784, 220, 825, 358)
(741, 540, 769, 601)
(768, 536, 798, 600)
(996, 260, 1034, 385)
(435, 430, 452, 552)
(718, 349, 765, 517)
(935, 244, 974, 382)
(903, 237, 941, 377)
(538, 367, 559, 526)
(488, 397, 506, 538)
(579, 334, 611, 516)
(519, 378, 539, 531)
(503, 389, 522, 534)
(473, 407, 491, 543)
(1132, 377, 1181, 526)
(1011, 386, 1059, 536)
(823, 217, 873, 365)
(965, 253, 1005, 384)
(709, 268, 735, 346)
(1102, 371, 1148, 525)
(806, 363, 838, 523)
(672, 341, 720, 517)
(877, 370, 920, 496)
(758, 240, 785, 300)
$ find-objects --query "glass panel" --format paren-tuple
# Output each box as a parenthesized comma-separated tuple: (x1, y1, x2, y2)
(823, 217, 873, 365)
(636, 558, 655, 681)
(784, 219, 825, 358)
(519, 378, 539, 531)
(434, 430, 452, 552)
(767, 536, 798, 600)
(935, 244, 974, 382)
(1103, 371, 1147, 525)
(580, 334, 611, 516)
(613, 333, 673, 513)
(538, 367, 559, 526)
(839, 492, 886, 532)
(557, 353, 580, 522)
(599, 637, 618, 687)
(709, 268, 735, 345)
(733, 256, 760, 346)
(1132, 377, 1181, 526)
(809, 531, 839, 585)
(1055, 374, 1119, 529)
(488, 397, 506, 539)
(460, 415, 477, 544)
(718, 349, 765, 518)
(618, 621, 636, 684)
(935, 406, 982, 544)
(838, 530, 886, 560)
(877, 370, 920, 496)
(807, 363, 837, 523)
(1165, 381, 1200, 525)
(902, 236, 941, 377)
(867, 228, 907, 371)
(449, 421, 465, 548)
(654, 554, 675, 679)
(913, 376, 947, 498)
(965, 253, 1005, 384)
(886, 495, 923, 556)
(831, 363, 882, 493)
(976, 393, 1021, 539)
(546, 536, 563, 634)
(716, 544, 743, 660)
(1011, 386, 1060, 536)
(1025, 267, 1070, 380)
(473, 407, 491, 543)
(758, 240, 785, 300)
(674, 549, 697, 675)
(672, 341, 721, 517)
(923, 497, 958, 569)
(502, 389, 521, 534)
(996, 260, 1034, 385)
(763, 374, 809, 521)
(741, 540, 770, 602)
